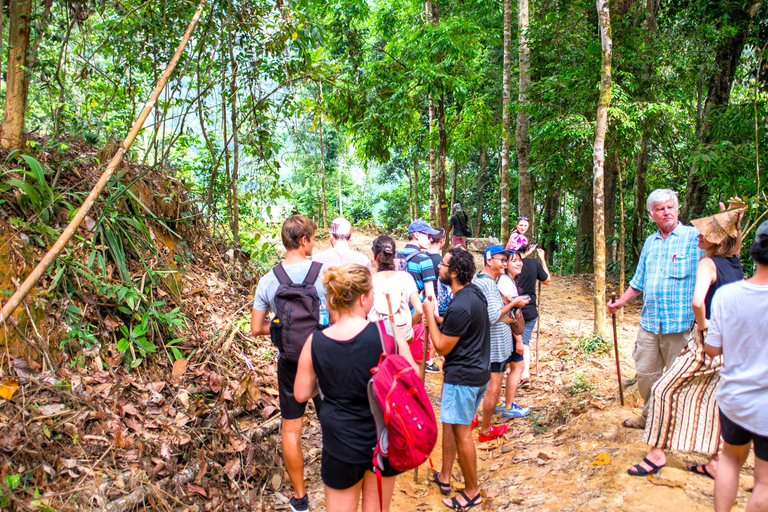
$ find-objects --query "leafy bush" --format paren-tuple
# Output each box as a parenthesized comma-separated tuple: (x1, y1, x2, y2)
(577, 333, 610, 355)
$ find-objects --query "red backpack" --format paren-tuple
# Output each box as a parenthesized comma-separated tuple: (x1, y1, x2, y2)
(367, 320, 438, 475)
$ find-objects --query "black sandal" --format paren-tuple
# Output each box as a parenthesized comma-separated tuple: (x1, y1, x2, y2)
(433, 471, 451, 495)
(627, 457, 664, 477)
(687, 463, 715, 479)
(444, 491, 482, 510)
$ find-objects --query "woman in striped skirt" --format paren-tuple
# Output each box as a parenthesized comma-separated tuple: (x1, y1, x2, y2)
(628, 206, 744, 477)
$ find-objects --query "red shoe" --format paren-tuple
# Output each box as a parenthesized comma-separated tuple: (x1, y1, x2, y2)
(478, 424, 508, 442)
(470, 414, 479, 430)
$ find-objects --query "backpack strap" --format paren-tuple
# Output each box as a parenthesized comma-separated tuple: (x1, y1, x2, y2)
(273, 263, 293, 285)
(404, 250, 420, 264)
(302, 261, 323, 286)
(375, 319, 398, 355)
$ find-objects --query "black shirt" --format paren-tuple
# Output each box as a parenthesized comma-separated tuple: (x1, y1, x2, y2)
(311, 322, 383, 464)
(518, 258, 548, 321)
(704, 255, 743, 319)
(441, 284, 491, 387)
(449, 212, 472, 237)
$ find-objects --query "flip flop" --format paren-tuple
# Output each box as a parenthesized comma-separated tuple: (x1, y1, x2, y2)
(687, 464, 715, 479)
(622, 416, 646, 429)
(444, 491, 482, 510)
(627, 457, 664, 477)
(433, 471, 451, 495)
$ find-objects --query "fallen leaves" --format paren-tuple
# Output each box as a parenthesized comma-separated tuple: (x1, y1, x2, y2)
(0, 378, 19, 399)
(646, 476, 686, 488)
(172, 358, 188, 379)
(589, 452, 612, 466)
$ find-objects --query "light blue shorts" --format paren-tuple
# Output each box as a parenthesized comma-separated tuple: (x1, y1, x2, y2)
(440, 382, 488, 425)
(522, 318, 537, 346)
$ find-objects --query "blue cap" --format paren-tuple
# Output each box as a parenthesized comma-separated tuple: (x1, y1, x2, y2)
(407, 220, 440, 235)
(484, 245, 511, 260)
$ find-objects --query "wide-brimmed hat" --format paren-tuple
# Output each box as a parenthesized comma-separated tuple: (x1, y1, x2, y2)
(690, 208, 744, 244)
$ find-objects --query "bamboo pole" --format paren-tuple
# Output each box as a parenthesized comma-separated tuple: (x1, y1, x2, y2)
(0, 0, 207, 328)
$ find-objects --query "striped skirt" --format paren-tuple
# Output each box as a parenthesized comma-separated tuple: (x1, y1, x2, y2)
(643, 330, 723, 453)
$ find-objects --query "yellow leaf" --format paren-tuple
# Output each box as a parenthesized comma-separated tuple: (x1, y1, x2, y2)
(0, 379, 19, 400)
(291, 32, 298, 41)
(589, 452, 611, 466)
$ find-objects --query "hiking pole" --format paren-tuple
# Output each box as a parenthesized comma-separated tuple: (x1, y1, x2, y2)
(415, 324, 430, 482)
(535, 281, 541, 376)
(610, 293, 625, 406)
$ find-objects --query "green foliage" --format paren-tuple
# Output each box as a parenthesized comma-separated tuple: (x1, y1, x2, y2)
(578, 333, 611, 355)
(571, 372, 595, 395)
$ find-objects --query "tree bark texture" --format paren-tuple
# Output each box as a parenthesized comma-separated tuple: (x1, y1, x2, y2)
(0, 0, 33, 151)
(413, 153, 420, 220)
(682, 14, 749, 222)
(592, 0, 612, 337)
(604, 152, 617, 262)
(617, 158, 626, 321)
(574, 178, 593, 274)
(228, 28, 240, 246)
(516, 0, 533, 223)
(450, 162, 459, 211)
(426, 0, 437, 225)
(436, 94, 449, 232)
(500, 0, 512, 245)
(475, 145, 487, 237)
(542, 186, 561, 264)
(319, 88, 328, 228)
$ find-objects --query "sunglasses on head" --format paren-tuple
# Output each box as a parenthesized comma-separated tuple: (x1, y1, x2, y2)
(518, 216, 529, 221)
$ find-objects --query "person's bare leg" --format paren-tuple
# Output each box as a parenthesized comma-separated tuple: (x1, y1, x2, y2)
(282, 417, 307, 499)
(479, 372, 503, 436)
(438, 421, 457, 487)
(442, 424, 481, 508)
(745, 454, 768, 512)
(628, 447, 667, 474)
(505, 360, 524, 406)
(361, 473, 397, 512)
(324, 481, 362, 512)
(714, 442, 751, 512)
(522, 344, 531, 378)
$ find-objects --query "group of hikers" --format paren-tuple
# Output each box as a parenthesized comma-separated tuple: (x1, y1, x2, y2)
(249, 192, 768, 512)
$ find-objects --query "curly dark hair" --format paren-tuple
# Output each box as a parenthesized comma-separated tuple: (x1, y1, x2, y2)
(447, 247, 476, 285)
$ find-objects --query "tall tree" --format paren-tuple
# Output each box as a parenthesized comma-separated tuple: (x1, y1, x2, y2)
(0, 0, 32, 151)
(500, 0, 512, 244)
(475, 145, 488, 236)
(319, 87, 328, 228)
(593, 0, 612, 336)
(426, 0, 438, 225)
(516, 0, 533, 222)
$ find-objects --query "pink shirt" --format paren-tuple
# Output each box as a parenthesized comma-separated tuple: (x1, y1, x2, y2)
(313, 247, 373, 273)
(505, 231, 528, 251)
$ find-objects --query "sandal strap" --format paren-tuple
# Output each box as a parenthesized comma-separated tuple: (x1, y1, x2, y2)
(641, 457, 661, 471)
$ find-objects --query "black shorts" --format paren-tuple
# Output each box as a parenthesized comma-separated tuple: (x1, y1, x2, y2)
(277, 356, 321, 420)
(321, 449, 401, 490)
(508, 334, 524, 364)
(719, 409, 768, 462)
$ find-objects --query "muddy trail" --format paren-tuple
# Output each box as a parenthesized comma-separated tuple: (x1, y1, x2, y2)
(288, 234, 756, 511)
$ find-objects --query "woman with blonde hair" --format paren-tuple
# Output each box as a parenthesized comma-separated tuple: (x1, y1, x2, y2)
(294, 264, 418, 512)
(628, 205, 745, 477)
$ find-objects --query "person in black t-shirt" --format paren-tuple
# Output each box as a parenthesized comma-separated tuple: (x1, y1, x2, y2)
(294, 264, 417, 511)
(516, 245, 551, 388)
(448, 203, 472, 247)
(423, 248, 488, 510)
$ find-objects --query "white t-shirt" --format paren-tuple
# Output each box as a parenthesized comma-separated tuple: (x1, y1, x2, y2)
(497, 273, 519, 300)
(368, 271, 418, 341)
(707, 280, 768, 436)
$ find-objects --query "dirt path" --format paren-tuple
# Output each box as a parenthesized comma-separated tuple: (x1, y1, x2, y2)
(282, 233, 756, 511)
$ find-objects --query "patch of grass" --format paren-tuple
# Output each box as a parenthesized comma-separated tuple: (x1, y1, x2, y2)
(571, 371, 595, 395)
(577, 333, 610, 355)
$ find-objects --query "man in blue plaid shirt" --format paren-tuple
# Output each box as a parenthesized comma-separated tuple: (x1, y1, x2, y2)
(607, 189, 702, 429)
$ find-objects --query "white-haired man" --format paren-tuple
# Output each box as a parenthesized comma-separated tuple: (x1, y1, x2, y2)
(607, 189, 702, 429)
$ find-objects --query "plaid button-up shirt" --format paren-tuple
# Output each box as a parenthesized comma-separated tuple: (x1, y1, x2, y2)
(630, 222, 702, 334)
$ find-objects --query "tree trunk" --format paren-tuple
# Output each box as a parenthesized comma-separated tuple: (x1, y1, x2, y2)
(436, 93, 449, 233)
(542, 186, 561, 264)
(221, 49, 231, 234)
(632, 135, 649, 265)
(426, 0, 437, 225)
(413, 153, 420, 220)
(1, 0, 5, 83)
(475, 145, 487, 237)
(0, 0, 33, 151)
(682, 14, 750, 222)
(617, 158, 627, 321)
(516, 0, 533, 223)
(228, 28, 240, 247)
(593, 0, 612, 337)
(604, 151, 618, 262)
(319, 87, 328, 228)
(574, 178, 593, 274)
(500, 0, 512, 245)
(450, 162, 459, 210)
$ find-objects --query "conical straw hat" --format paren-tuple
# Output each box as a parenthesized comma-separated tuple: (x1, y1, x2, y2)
(690, 208, 744, 245)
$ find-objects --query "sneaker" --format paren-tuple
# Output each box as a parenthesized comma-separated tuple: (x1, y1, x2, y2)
(518, 377, 531, 389)
(425, 361, 440, 373)
(502, 403, 530, 419)
(494, 401, 506, 414)
(478, 423, 508, 442)
(289, 495, 309, 512)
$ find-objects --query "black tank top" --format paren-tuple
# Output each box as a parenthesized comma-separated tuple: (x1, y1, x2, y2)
(311, 322, 383, 464)
(704, 255, 743, 319)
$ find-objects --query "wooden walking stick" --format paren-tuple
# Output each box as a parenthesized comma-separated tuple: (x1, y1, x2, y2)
(535, 281, 541, 375)
(610, 293, 625, 406)
(414, 323, 430, 482)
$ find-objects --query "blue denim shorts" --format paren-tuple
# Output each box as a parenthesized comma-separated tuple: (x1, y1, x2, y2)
(440, 382, 488, 425)
(521, 318, 537, 346)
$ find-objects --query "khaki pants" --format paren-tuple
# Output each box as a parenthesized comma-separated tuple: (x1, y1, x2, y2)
(633, 326, 691, 419)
